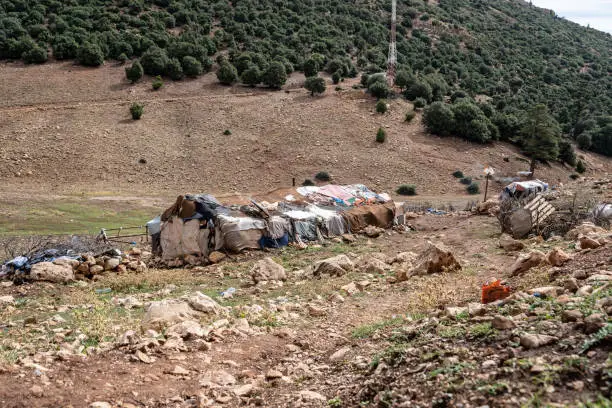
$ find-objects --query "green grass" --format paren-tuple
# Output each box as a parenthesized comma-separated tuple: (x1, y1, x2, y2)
(352, 317, 404, 339)
(0, 199, 157, 236)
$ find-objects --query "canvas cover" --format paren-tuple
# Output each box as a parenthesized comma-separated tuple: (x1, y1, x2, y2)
(342, 202, 396, 233)
(217, 215, 266, 252)
(160, 218, 203, 259)
(501, 180, 549, 199)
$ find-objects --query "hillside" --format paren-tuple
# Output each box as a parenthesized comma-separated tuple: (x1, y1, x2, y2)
(1, 0, 611, 156)
(1, 62, 610, 203)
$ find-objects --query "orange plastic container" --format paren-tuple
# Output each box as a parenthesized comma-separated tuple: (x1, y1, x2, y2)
(481, 280, 511, 304)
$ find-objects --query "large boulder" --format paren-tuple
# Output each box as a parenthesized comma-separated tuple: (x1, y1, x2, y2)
(476, 200, 500, 216)
(166, 320, 209, 340)
(104, 257, 121, 271)
(546, 248, 571, 266)
(250, 257, 287, 283)
(188, 292, 223, 314)
(409, 241, 461, 276)
(141, 300, 195, 331)
(30, 262, 75, 283)
(391, 252, 418, 265)
(506, 250, 547, 276)
(499, 234, 525, 252)
(565, 222, 606, 241)
(363, 225, 385, 238)
(578, 235, 601, 250)
(313, 255, 354, 277)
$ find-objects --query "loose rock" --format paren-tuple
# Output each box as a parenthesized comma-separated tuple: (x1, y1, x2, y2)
(250, 257, 287, 283)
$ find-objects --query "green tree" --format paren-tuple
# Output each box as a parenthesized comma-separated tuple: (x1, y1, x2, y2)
(332, 70, 341, 84)
(368, 81, 389, 99)
(241, 64, 261, 87)
(303, 58, 319, 77)
(22, 46, 47, 63)
(140, 47, 169, 76)
(520, 104, 561, 176)
(575, 159, 586, 173)
(376, 99, 388, 114)
(77, 42, 104, 66)
(405, 81, 433, 102)
(125, 60, 144, 83)
(304, 76, 326, 96)
(576, 132, 592, 150)
(217, 62, 238, 85)
(395, 70, 415, 91)
(165, 58, 184, 80)
(423, 102, 455, 136)
(558, 140, 576, 166)
(182, 56, 202, 77)
(263, 61, 287, 89)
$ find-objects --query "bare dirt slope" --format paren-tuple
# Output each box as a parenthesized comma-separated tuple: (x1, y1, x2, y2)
(1, 61, 610, 201)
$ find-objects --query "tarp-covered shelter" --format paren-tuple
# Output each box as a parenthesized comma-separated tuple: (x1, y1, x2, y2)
(500, 179, 549, 200)
(152, 184, 397, 260)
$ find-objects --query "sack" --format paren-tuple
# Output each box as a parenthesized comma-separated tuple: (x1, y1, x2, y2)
(481, 280, 511, 304)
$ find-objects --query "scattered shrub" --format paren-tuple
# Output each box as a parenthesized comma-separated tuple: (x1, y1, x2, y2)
(77, 42, 104, 67)
(140, 47, 169, 76)
(302, 179, 315, 186)
(569, 174, 579, 180)
(165, 58, 184, 80)
(117, 53, 128, 63)
(396, 184, 416, 196)
(452, 170, 464, 178)
(332, 71, 341, 84)
(303, 58, 319, 77)
(263, 61, 287, 89)
(576, 132, 592, 150)
(223, 129, 232, 135)
(405, 111, 416, 122)
(575, 160, 586, 173)
(405, 81, 432, 102)
(466, 182, 480, 194)
(241, 65, 262, 87)
(217, 62, 238, 85)
(315, 171, 331, 182)
(152, 76, 163, 90)
(304, 76, 326, 95)
(413, 97, 427, 109)
(182, 56, 203, 77)
(423, 102, 455, 136)
(376, 127, 386, 143)
(130, 102, 143, 120)
(558, 140, 576, 166)
(460, 177, 472, 185)
(369, 81, 389, 99)
(125, 60, 143, 83)
(376, 100, 388, 114)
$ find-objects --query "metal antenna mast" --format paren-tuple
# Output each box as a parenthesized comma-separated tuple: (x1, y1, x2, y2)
(387, 0, 397, 87)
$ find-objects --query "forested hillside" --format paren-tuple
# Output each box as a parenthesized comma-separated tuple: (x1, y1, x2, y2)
(0, 0, 610, 156)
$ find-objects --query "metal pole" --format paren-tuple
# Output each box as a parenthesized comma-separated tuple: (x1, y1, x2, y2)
(484, 175, 489, 202)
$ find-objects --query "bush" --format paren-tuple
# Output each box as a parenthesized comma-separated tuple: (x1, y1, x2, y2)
(376, 100, 388, 114)
(263, 61, 287, 89)
(395, 70, 415, 91)
(460, 177, 472, 185)
(302, 179, 315, 186)
(576, 132, 592, 150)
(413, 97, 427, 109)
(376, 127, 386, 143)
(117, 53, 128, 63)
(466, 182, 480, 195)
(451, 100, 496, 143)
(332, 71, 341, 84)
(405, 81, 432, 102)
(182, 56, 202, 77)
(405, 111, 416, 122)
(130, 102, 144, 120)
(369, 81, 389, 99)
(152, 76, 163, 90)
(452, 170, 464, 178)
(315, 171, 331, 182)
(223, 129, 232, 135)
(396, 184, 416, 196)
(423, 102, 455, 136)
(140, 47, 169, 76)
(569, 174, 580, 180)
(77, 42, 104, 67)
(125, 60, 143, 83)
(558, 140, 576, 166)
(217, 62, 238, 85)
(303, 58, 319, 77)
(22, 46, 47, 64)
(241, 65, 262, 87)
(165, 58, 184, 80)
(304, 76, 326, 96)
(575, 160, 586, 173)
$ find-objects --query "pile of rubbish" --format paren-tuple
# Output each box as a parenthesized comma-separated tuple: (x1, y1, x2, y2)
(148, 184, 408, 266)
(1, 247, 148, 283)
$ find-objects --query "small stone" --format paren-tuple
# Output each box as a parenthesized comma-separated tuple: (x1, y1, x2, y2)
(265, 369, 283, 380)
(30, 385, 44, 398)
(569, 380, 584, 391)
(299, 390, 326, 402)
(481, 360, 497, 369)
(104, 257, 121, 271)
(528, 286, 563, 298)
(208, 251, 226, 264)
(341, 282, 358, 296)
(0, 295, 15, 304)
(584, 313, 606, 334)
(136, 350, 153, 364)
(577, 285, 593, 296)
(578, 236, 601, 250)
(445, 306, 468, 318)
(89, 265, 104, 275)
(307, 304, 326, 317)
(546, 248, 571, 266)
(573, 270, 588, 280)
(329, 346, 351, 362)
(166, 365, 189, 376)
(90, 403, 112, 408)
(561, 309, 583, 322)
(233, 384, 254, 397)
(492, 315, 516, 330)
(520, 333, 556, 349)
(564, 278, 579, 293)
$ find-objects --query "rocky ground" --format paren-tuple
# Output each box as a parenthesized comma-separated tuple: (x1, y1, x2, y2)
(0, 212, 610, 408)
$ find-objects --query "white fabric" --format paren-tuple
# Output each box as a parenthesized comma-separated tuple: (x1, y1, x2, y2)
(296, 186, 320, 196)
(217, 215, 267, 231)
(283, 210, 316, 220)
(306, 205, 337, 220)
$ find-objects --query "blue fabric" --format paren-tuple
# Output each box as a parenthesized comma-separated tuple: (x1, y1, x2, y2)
(259, 232, 289, 249)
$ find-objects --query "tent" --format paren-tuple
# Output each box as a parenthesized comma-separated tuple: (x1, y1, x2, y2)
(500, 179, 549, 200)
